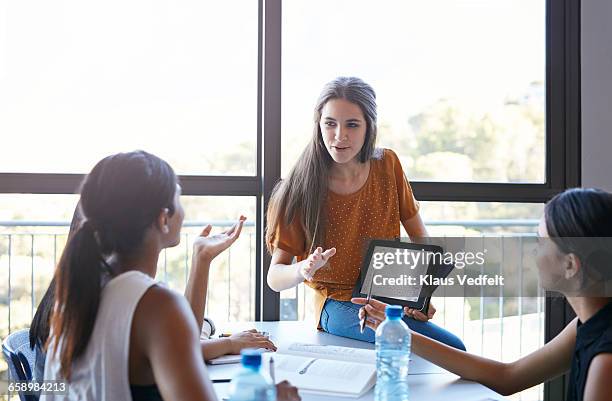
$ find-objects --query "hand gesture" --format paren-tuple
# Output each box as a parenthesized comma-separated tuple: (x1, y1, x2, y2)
(193, 216, 246, 262)
(300, 246, 336, 281)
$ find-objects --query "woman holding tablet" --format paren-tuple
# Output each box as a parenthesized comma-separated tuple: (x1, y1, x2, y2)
(265, 76, 465, 350)
(354, 188, 612, 401)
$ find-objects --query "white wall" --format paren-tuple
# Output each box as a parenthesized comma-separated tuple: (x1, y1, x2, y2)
(581, 0, 612, 191)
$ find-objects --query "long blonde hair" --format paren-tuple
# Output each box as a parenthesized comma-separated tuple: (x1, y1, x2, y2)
(265, 77, 378, 254)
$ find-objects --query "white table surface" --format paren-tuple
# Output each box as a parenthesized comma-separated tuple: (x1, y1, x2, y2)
(206, 321, 507, 401)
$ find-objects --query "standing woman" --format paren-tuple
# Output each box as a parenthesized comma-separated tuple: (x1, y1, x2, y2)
(265, 77, 464, 350)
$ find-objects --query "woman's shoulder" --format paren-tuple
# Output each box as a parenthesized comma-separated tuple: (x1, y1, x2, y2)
(100, 270, 159, 305)
(371, 148, 401, 163)
(583, 353, 612, 400)
(105, 270, 156, 287)
(137, 285, 190, 320)
(594, 317, 612, 351)
(371, 148, 404, 174)
(132, 285, 198, 346)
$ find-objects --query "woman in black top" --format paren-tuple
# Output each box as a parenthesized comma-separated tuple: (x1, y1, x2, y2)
(354, 188, 612, 401)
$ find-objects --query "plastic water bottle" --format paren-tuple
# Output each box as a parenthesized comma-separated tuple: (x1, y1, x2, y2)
(375, 305, 411, 401)
(227, 349, 276, 401)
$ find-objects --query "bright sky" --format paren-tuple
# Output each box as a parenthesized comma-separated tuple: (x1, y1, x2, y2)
(0, 0, 544, 175)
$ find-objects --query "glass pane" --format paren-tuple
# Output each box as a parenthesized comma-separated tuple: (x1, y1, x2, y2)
(0, 194, 255, 353)
(0, 194, 79, 227)
(0, 1, 257, 175)
(282, 0, 545, 183)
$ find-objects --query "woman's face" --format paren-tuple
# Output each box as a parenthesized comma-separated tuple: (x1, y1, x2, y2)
(536, 216, 575, 292)
(320, 98, 367, 165)
(165, 184, 185, 247)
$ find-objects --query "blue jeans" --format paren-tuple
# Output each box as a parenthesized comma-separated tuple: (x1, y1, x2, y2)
(320, 299, 466, 351)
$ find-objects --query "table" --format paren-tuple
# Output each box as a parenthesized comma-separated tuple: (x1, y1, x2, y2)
(207, 321, 507, 401)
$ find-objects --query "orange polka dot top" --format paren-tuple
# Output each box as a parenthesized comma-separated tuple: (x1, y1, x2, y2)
(270, 148, 420, 327)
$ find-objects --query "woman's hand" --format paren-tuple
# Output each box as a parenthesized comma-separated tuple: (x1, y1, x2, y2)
(352, 298, 436, 330)
(351, 297, 390, 331)
(228, 329, 277, 354)
(405, 302, 436, 322)
(193, 216, 246, 263)
(276, 381, 301, 401)
(185, 218, 245, 332)
(300, 246, 336, 281)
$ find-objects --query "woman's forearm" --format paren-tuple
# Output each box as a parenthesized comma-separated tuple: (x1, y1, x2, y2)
(402, 213, 429, 241)
(267, 260, 307, 292)
(412, 332, 514, 396)
(184, 255, 211, 333)
(200, 338, 233, 362)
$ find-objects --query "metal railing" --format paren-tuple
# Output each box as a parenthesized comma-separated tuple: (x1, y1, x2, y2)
(1, 219, 542, 330)
(0, 221, 257, 337)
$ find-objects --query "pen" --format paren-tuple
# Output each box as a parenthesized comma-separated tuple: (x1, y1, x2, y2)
(269, 357, 276, 383)
(360, 273, 375, 333)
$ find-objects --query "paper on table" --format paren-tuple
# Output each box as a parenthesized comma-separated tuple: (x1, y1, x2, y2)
(281, 343, 376, 364)
(261, 353, 376, 398)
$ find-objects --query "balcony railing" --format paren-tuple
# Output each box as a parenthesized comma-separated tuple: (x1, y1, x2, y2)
(1, 219, 543, 401)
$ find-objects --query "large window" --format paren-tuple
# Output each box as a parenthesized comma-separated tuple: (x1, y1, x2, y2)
(0, 0, 258, 175)
(282, 0, 546, 184)
(279, 2, 578, 401)
(0, 2, 265, 366)
(0, 1, 580, 400)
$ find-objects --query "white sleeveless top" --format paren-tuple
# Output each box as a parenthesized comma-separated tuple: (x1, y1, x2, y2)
(41, 271, 158, 401)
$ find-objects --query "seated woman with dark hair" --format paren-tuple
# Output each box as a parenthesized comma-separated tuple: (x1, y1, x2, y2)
(30, 209, 275, 381)
(38, 151, 299, 401)
(353, 188, 612, 401)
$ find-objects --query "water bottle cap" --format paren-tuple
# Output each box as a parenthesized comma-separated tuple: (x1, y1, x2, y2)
(385, 305, 403, 318)
(241, 348, 263, 368)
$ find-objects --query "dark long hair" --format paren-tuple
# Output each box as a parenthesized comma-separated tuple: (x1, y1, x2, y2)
(265, 77, 378, 254)
(545, 188, 612, 278)
(29, 206, 83, 350)
(49, 151, 177, 379)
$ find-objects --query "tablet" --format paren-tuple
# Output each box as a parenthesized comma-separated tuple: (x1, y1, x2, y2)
(352, 239, 450, 312)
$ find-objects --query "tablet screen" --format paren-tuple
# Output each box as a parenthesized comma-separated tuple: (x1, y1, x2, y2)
(359, 245, 431, 302)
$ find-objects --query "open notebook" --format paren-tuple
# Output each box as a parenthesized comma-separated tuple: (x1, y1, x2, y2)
(260, 343, 377, 398)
